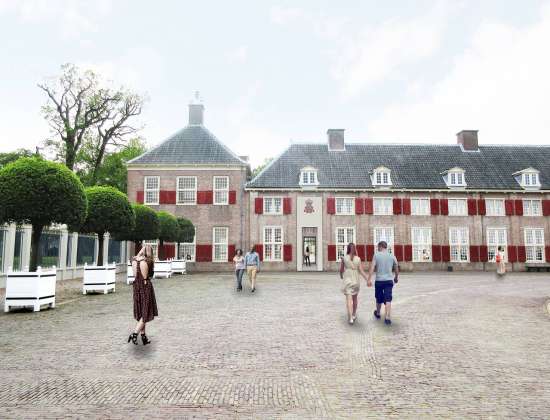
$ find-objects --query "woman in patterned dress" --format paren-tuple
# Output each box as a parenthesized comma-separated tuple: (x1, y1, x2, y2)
(128, 245, 158, 345)
(339, 243, 369, 325)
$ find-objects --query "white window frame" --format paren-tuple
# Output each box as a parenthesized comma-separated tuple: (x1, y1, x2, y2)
(179, 228, 196, 262)
(485, 198, 505, 217)
(176, 176, 197, 205)
(487, 227, 507, 263)
(412, 227, 432, 262)
(263, 226, 283, 262)
(213, 176, 229, 205)
(373, 226, 394, 255)
(448, 198, 468, 216)
(523, 199, 542, 217)
(144, 176, 160, 205)
(522, 172, 540, 188)
(373, 197, 393, 215)
(449, 227, 469, 262)
(264, 197, 283, 215)
(445, 168, 467, 188)
(212, 227, 229, 262)
(336, 227, 355, 260)
(299, 170, 318, 186)
(524, 228, 545, 263)
(335, 197, 355, 215)
(411, 198, 430, 216)
(372, 167, 392, 186)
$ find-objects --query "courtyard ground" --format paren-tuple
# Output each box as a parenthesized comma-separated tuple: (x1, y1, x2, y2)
(1, 271, 550, 419)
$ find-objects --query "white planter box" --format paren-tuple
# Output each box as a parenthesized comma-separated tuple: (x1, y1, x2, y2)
(154, 260, 172, 278)
(4, 267, 56, 312)
(83, 264, 116, 294)
(127, 262, 134, 284)
(171, 259, 187, 275)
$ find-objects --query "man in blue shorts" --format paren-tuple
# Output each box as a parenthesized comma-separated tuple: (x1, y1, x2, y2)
(367, 241, 399, 325)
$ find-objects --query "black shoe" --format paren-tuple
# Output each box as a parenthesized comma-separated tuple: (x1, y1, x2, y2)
(384, 319, 392, 325)
(127, 332, 138, 345)
(251, 288, 255, 293)
(141, 333, 151, 345)
(237, 287, 242, 292)
(373, 310, 381, 319)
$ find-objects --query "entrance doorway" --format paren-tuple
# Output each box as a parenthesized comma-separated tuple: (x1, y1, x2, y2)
(303, 236, 316, 268)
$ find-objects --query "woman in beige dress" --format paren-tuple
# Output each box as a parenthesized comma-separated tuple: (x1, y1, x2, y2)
(339, 243, 369, 325)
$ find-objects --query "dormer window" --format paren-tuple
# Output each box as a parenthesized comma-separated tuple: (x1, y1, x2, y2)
(514, 168, 541, 189)
(442, 167, 466, 188)
(372, 167, 392, 187)
(299, 166, 319, 187)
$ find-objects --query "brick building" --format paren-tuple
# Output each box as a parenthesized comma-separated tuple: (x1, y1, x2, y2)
(128, 98, 550, 272)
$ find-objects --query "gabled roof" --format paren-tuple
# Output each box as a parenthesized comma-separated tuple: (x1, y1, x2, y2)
(246, 143, 550, 190)
(128, 125, 247, 166)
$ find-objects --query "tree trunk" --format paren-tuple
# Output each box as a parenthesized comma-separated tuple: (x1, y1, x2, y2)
(176, 242, 180, 259)
(159, 239, 164, 260)
(97, 233, 104, 266)
(90, 141, 108, 185)
(65, 139, 76, 171)
(29, 225, 44, 272)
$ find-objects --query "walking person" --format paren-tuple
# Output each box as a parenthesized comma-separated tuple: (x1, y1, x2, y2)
(367, 241, 399, 325)
(304, 246, 311, 267)
(233, 249, 245, 291)
(339, 243, 369, 325)
(496, 246, 506, 276)
(244, 245, 260, 293)
(128, 245, 158, 345)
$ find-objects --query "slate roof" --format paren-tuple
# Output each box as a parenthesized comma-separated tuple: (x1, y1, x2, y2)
(128, 125, 246, 166)
(246, 143, 550, 190)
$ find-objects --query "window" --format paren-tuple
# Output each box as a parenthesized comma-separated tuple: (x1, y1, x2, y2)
(336, 227, 355, 260)
(263, 226, 283, 261)
(373, 198, 393, 215)
(374, 227, 394, 255)
(213, 176, 229, 205)
(144, 176, 160, 205)
(486, 199, 505, 216)
(264, 197, 283, 215)
(523, 199, 542, 216)
(448, 199, 467, 216)
(487, 228, 507, 262)
(213, 227, 228, 262)
(525, 228, 544, 262)
(411, 198, 430, 216)
(449, 227, 469, 262)
(299, 167, 318, 186)
(444, 168, 466, 187)
(336, 198, 354, 215)
(523, 173, 539, 186)
(177, 176, 197, 205)
(179, 228, 196, 261)
(412, 227, 432, 262)
(142, 240, 158, 260)
(372, 167, 392, 186)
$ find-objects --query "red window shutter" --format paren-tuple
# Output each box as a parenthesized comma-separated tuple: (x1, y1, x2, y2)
(228, 244, 236, 261)
(159, 190, 166, 204)
(283, 244, 292, 262)
(327, 197, 336, 214)
(467, 198, 477, 216)
(196, 191, 204, 204)
(229, 191, 237, 205)
(165, 243, 176, 259)
(196, 245, 212, 262)
(197, 191, 213, 204)
(355, 198, 364, 215)
(365, 198, 374, 215)
(477, 199, 486, 216)
(432, 245, 442, 262)
(507, 245, 517, 263)
(479, 245, 488, 262)
(366, 245, 375, 261)
(514, 199, 523, 216)
(404, 244, 413, 262)
(545, 246, 550, 263)
(356, 244, 366, 261)
(161, 191, 176, 204)
(402, 198, 411, 215)
(430, 198, 440, 215)
(283, 197, 292, 214)
(328, 245, 337, 261)
(394, 245, 404, 261)
(543, 200, 550, 216)
(517, 246, 527, 262)
(205, 191, 213, 204)
(254, 197, 263, 214)
(505, 200, 514, 216)
(393, 198, 402, 215)
(136, 191, 144, 204)
(470, 245, 480, 262)
(254, 244, 264, 261)
(441, 245, 451, 262)
(440, 199, 449, 215)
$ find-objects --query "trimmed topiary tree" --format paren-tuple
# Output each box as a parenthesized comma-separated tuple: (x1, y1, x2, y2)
(79, 186, 134, 266)
(0, 157, 87, 271)
(117, 203, 160, 255)
(175, 217, 195, 258)
(157, 211, 179, 260)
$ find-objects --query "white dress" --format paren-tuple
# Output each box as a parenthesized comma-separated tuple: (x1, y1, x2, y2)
(341, 255, 361, 296)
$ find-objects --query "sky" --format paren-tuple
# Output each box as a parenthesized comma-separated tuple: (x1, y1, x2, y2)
(0, 0, 549, 167)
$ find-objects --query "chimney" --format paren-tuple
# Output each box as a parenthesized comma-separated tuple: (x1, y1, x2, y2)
(239, 155, 249, 163)
(457, 130, 479, 151)
(327, 129, 345, 151)
(188, 91, 204, 125)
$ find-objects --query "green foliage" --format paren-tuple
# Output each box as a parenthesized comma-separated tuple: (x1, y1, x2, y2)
(252, 157, 273, 178)
(0, 157, 87, 228)
(0, 149, 34, 169)
(176, 217, 195, 244)
(118, 203, 159, 242)
(157, 211, 179, 243)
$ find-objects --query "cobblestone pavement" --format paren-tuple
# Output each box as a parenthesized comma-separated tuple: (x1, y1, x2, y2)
(1, 271, 550, 419)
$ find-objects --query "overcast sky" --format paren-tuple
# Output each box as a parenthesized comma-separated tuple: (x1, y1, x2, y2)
(1, 0, 549, 166)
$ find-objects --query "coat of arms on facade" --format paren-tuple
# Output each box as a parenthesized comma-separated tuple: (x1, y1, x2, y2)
(304, 199, 315, 213)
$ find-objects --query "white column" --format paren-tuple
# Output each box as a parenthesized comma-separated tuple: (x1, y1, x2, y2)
(93, 234, 99, 265)
(21, 224, 32, 270)
(103, 233, 110, 266)
(3, 224, 16, 272)
(70, 232, 78, 268)
(58, 227, 68, 270)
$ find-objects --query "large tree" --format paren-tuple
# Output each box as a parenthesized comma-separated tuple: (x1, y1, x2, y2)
(156, 211, 179, 260)
(117, 203, 159, 255)
(175, 217, 195, 258)
(0, 157, 87, 271)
